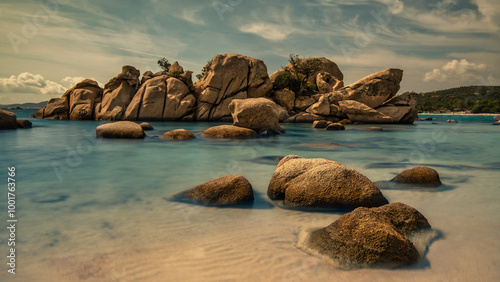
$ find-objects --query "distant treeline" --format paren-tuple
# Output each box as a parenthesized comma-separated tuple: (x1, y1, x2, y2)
(410, 86, 500, 113)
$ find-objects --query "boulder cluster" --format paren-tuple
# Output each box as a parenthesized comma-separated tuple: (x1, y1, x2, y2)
(171, 156, 440, 268)
(34, 54, 417, 125)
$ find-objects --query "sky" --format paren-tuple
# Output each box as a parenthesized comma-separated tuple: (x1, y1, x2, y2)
(0, 0, 499, 104)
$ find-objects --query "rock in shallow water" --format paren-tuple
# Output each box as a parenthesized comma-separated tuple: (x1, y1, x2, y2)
(201, 125, 258, 139)
(306, 202, 431, 268)
(267, 155, 388, 209)
(160, 129, 196, 140)
(96, 121, 145, 139)
(0, 109, 17, 129)
(392, 166, 441, 186)
(175, 175, 254, 206)
(140, 122, 154, 130)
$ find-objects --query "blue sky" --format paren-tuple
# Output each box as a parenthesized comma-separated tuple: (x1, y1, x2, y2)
(0, 0, 499, 104)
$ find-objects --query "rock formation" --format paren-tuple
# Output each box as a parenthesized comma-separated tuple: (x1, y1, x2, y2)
(97, 66, 140, 120)
(34, 54, 417, 125)
(268, 155, 388, 209)
(306, 202, 432, 268)
(194, 53, 273, 121)
(34, 79, 103, 120)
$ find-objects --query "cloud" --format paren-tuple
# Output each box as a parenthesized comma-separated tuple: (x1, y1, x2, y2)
(0, 73, 66, 95)
(239, 23, 293, 41)
(423, 59, 489, 84)
(180, 8, 206, 25)
(60, 76, 88, 88)
(0, 73, 98, 97)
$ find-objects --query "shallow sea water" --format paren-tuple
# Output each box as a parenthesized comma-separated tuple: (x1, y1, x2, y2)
(1, 111, 499, 281)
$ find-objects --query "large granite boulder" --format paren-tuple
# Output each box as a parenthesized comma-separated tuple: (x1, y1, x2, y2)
(160, 129, 196, 140)
(0, 109, 17, 129)
(392, 166, 442, 186)
(175, 175, 254, 206)
(34, 79, 103, 120)
(201, 125, 258, 139)
(194, 54, 273, 121)
(96, 121, 145, 139)
(306, 202, 431, 268)
(97, 66, 140, 120)
(495, 115, 500, 121)
(229, 98, 285, 134)
(335, 68, 403, 109)
(124, 76, 196, 121)
(338, 100, 394, 124)
(375, 92, 418, 124)
(268, 155, 388, 209)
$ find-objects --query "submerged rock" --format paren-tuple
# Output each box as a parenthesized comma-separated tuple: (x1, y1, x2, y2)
(312, 120, 330, 129)
(16, 119, 32, 128)
(160, 129, 196, 140)
(392, 166, 442, 186)
(176, 175, 254, 206)
(325, 122, 345, 131)
(0, 109, 17, 129)
(306, 202, 431, 268)
(268, 155, 388, 209)
(96, 121, 145, 139)
(201, 125, 258, 139)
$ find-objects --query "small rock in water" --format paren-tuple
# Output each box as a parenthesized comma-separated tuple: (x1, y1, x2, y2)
(446, 119, 457, 123)
(17, 119, 32, 128)
(140, 122, 154, 130)
(392, 166, 442, 186)
(493, 121, 500, 125)
(494, 115, 500, 121)
(201, 125, 258, 139)
(160, 129, 196, 140)
(312, 120, 329, 129)
(96, 121, 145, 139)
(173, 175, 254, 206)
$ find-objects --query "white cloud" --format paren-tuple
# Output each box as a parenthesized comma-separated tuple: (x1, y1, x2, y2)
(0, 72, 66, 95)
(0, 73, 99, 97)
(423, 59, 489, 85)
(239, 23, 293, 41)
(60, 76, 87, 88)
(180, 8, 206, 26)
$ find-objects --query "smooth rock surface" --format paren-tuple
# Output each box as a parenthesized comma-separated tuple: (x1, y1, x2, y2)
(268, 155, 388, 209)
(201, 125, 258, 139)
(306, 202, 431, 267)
(392, 166, 442, 186)
(96, 121, 145, 139)
(178, 175, 254, 206)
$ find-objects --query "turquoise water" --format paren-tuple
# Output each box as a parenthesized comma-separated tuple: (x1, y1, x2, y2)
(1, 111, 499, 281)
